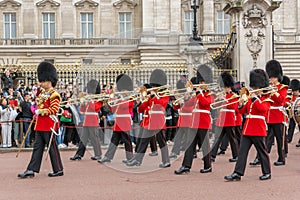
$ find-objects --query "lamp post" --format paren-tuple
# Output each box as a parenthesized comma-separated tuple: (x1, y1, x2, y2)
(190, 0, 203, 45)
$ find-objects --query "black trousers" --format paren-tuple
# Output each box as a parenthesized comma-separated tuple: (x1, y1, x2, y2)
(171, 127, 189, 155)
(135, 127, 157, 153)
(211, 126, 238, 159)
(27, 131, 63, 173)
(135, 129, 169, 163)
(287, 118, 299, 142)
(182, 128, 211, 169)
(75, 126, 102, 158)
(234, 136, 271, 176)
(219, 126, 242, 152)
(105, 131, 133, 160)
(266, 123, 285, 162)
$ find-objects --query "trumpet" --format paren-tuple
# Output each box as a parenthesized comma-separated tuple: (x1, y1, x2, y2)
(107, 92, 139, 107)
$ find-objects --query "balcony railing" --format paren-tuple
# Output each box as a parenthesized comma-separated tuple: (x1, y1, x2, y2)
(0, 38, 140, 46)
(179, 34, 228, 45)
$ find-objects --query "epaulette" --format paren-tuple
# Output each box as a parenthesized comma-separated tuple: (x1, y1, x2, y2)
(262, 98, 274, 103)
(279, 84, 289, 90)
(50, 91, 62, 101)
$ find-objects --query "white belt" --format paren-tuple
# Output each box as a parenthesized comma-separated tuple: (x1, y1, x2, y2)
(220, 109, 235, 113)
(149, 110, 164, 114)
(84, 112, 98, 115)
(193, 109, 210, 114)
(143, 115, 149, 117)
(179, 113, 192, 116)
(270, 106, 284, 110)
(115, 114, 131, 118)
(246, 114, 265, 120)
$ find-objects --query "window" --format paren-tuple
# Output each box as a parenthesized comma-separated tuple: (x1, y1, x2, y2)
(184, 11, 194, 34)
(217, 11, 230, 34)
(82, 58, 93, 64)
(42, 13, 55, 39)
(4, 13, 16, 38)
(119, 13, 132, 38)
(81, 13, 93, 38)
(121, 59, 131, 64)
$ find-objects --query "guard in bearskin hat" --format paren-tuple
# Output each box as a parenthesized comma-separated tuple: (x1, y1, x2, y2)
(134, 83, 158, 155)
(259, 60, 288, 166)
(211, 71, 239, 163)
(99, 74, 134, 164)
(70, 79, 103, 161)
(287, 79, 300, 144)
(18, 61, 63, 178)
(175, 65, 215, 175)
(127, 69, 171, 168)
(225, 69, 272, 181)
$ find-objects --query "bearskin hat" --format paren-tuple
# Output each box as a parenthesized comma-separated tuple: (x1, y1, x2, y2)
(116, 74, 133, 91)
(37, 61, 58, 87)
(196, 64, 213, 84)
(265, 59, 283, 82)
(217, 71, 234, 88)
(176, 79, 186, 94)
(87, 79, 100, 94)
(290, 79, 300, 91)
(281, 75, 290, 86)
(190, 77, 198, 85)
(149, 69, 167, 87)
(249, 69, 269, 89)
(143, 83, 152, 89)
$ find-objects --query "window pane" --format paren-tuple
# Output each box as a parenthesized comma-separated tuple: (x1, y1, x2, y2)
(81, 23, 86, 38)
(4, 23, 10, 38)
(217, 21, 223, 34)
(81, 13, 86, 22)
(88, 13, 93, 21)
(126, 13, 131, 20)
(4, 14, 9, 22)
(224, 21, 230, 34)
(11, 23, 16, 38)
(11, 14, 16, 22)
(185, 12, 189, 20)
(217, 12, 223, 20)
(50, 23, 55, 38)
(119, 13, 124, 21)
(88, 23, 93, 38)
(50, 13, 55, 21)
(43, 23, 48, 38)
(43, 13, 48, 21)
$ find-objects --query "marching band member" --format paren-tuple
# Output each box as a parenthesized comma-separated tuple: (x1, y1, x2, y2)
(127, 69, 170, 168)
(70, 79, 103, 161)
(211, 72, 239, 163)
(169, 79, 194, 159)
(18, 62, 63, 178)
(224, 69, 272, 181)
(99, 74, 134, 164)
(287, 79, 300, 143)
(134, 83, 158, 156)
(174, 64, 214, 174)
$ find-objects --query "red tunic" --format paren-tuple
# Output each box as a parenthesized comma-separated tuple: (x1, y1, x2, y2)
(147, 95, 170, 130)
(35, 88, 60, 132)
(215, 93, 239, 127)
(191, 91, 214, 129)
(80, 101, 102, 127)
(235, 113, 243, 127)
(138, 100, 150, 128)
(174, 97, 194, 128)
(111, 100, 134, 132)
(239, 96, 272, 137)
(266, 84, 288, 124)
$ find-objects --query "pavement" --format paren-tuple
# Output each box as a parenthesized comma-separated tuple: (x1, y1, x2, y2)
(1, 140, 300, 200)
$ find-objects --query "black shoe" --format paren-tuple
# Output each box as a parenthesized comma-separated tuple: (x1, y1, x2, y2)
(259, 174, 271, 180)
(18, 170, 34, 178)
(210, 156, 215, 162)
(274, 161, 285, 166)
(174, 166, 190, 175)
(122, 159, 130, 164)
(169, 152, 178, 159)
(70, 154, 82, 161)
(126, 159, 141, 166)
(148, 151, 158, 156)
(249, 158, 260, 166)
(48, 171, 64, 177)
(296, 143, 300, 147)
(200, 167, 212, 173)
(159, 162, 171, 168)
(98, 157, 111, 164)
(217, 150, 225, 155)
(224, 173, 241, 181)
(229, 157, 238, 162)
(91, 156, 102, 161)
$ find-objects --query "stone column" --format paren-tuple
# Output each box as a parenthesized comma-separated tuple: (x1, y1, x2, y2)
(224, 0, 282, 85)
(202, 0, 214, 34)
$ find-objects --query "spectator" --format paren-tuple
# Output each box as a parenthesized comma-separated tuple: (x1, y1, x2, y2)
(19, 92, 34, 147)
(0, 98, 12, 148)
(1, 69, 17, 95)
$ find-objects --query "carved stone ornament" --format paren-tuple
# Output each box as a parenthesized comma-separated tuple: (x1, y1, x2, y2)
(242, 4, 267, 68)
(113, 0, 137, 9)
(36, 0, 60, 8)
(0, 0, 21, 9)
